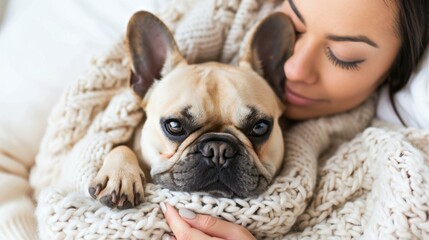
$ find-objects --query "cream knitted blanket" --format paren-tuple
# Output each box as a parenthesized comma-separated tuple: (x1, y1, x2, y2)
(30, 0, 429, 239)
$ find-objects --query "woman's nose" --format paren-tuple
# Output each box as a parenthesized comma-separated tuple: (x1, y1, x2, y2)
(284, 37, 318, 84)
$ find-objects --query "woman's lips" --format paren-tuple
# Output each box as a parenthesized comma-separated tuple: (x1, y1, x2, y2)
(285, 87, 323, 106)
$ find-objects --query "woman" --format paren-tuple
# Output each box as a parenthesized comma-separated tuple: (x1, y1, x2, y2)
(162, 0, 429, 239)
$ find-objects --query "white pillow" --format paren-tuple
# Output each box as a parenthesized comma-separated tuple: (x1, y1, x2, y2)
(0, 0, 168, 164)
(377, 44, 429, 129)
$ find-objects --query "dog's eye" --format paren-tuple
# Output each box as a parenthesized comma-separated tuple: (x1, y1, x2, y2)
(165, 119, 185, 135)
(250, 120, 271, 137)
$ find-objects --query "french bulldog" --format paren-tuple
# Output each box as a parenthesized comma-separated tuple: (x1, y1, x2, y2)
(89, 11, 295, 209)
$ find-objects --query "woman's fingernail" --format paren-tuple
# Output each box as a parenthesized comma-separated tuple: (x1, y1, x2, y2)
(178, 208, 196, 220)
(162, 234, 172, 240)
(160, 202, 167, 214)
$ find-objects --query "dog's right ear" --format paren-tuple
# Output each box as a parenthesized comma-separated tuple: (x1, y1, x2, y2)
(126, 11, 186, 98)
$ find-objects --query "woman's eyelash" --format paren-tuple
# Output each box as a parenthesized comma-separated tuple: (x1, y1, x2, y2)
(325, 47, 364, 71)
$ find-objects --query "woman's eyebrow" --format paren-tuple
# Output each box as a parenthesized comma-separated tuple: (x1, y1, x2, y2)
(326, 35, 379, 48)
(288, 0, 305, 24)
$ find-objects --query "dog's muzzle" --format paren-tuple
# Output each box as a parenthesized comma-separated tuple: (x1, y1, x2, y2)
(153, 132, 269, 198)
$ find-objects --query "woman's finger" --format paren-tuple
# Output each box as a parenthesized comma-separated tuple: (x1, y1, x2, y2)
(161, 203, 221, 240)
(176, 208, 256, 240)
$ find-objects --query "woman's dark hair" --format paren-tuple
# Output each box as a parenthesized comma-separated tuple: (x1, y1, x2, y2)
(387, 0, 429, 126)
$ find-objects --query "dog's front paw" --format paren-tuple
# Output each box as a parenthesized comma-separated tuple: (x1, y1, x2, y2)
(88, 146, 145, 209)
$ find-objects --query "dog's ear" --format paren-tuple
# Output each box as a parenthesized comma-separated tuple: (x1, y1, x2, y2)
(126, 11, 186, 98)
(239, 12, 295, 100)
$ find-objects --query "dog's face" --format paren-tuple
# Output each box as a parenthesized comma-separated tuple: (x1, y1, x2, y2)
(141, 63, 285, 198)
(126, 11, 295, 198)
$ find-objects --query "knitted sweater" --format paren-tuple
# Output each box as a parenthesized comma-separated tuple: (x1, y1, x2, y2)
(27, 0, 429, 239)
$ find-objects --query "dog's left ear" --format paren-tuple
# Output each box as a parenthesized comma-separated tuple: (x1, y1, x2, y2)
(239, 12, 295, 100)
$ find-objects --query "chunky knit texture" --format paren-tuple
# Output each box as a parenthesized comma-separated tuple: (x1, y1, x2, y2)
(30, 0, 429, 239)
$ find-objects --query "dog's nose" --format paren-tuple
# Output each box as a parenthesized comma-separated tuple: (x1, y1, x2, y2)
(199, 141, 237, 167)
(198, 133, 239, 168)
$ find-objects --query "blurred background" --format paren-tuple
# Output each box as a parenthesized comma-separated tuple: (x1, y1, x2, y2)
(0, 0, 168, 160)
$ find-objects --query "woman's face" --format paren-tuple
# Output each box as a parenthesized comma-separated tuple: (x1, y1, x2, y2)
(280, 0, 401, 119)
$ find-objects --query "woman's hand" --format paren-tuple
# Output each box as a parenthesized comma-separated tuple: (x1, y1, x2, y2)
(161, 203, 256, 240)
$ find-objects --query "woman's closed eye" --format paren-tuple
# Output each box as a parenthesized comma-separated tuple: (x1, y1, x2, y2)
(325, 47, 365, 71)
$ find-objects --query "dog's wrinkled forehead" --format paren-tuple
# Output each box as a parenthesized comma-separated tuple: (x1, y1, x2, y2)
(144, 62, 282, 128)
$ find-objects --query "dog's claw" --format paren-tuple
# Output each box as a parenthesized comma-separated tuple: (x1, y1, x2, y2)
(88, 187, 96, 198)
(88, 184, 103, 199)
(118, 200, 133, 210)
(100, 194, 116, 207)
(134, 192, 141, 206)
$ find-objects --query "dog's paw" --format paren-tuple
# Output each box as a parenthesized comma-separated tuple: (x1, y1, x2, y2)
(88, 146, 145, 209)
